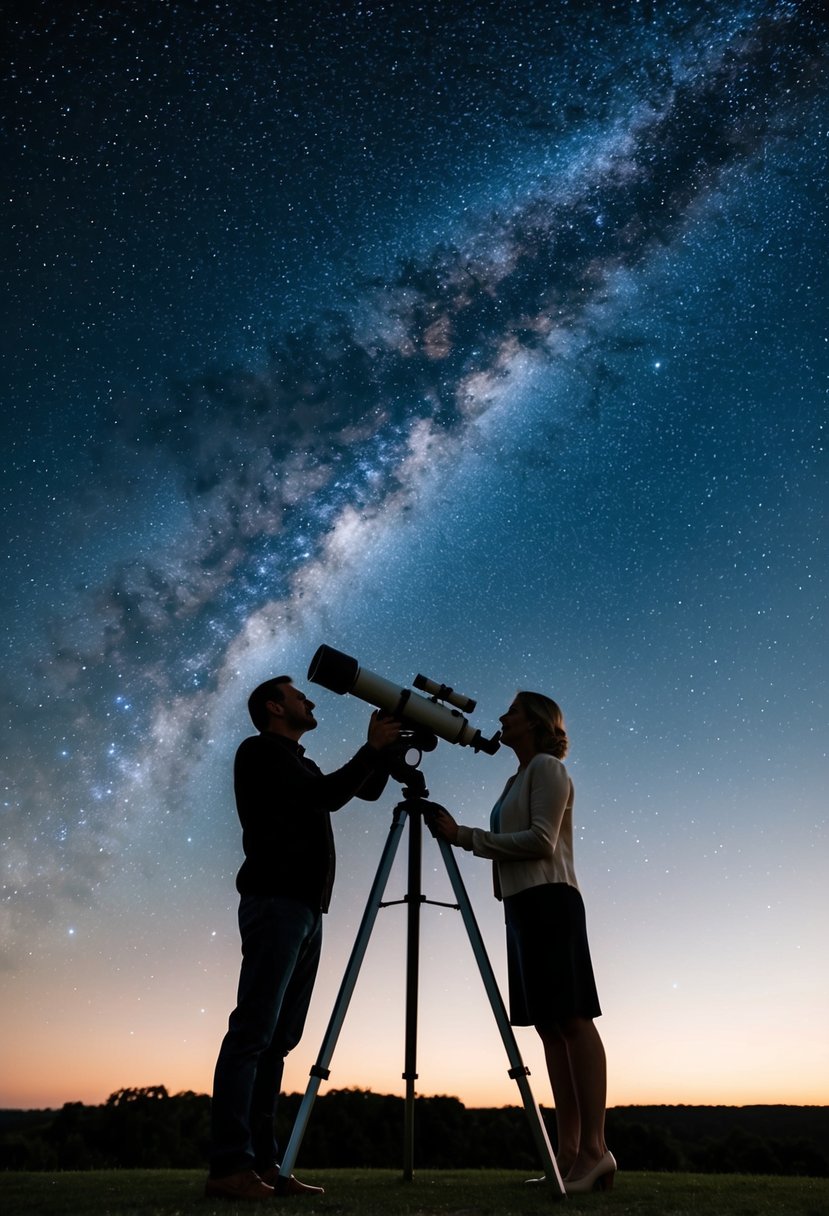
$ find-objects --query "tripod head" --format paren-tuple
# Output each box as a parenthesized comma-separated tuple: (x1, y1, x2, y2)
(394, 764, 429, 802)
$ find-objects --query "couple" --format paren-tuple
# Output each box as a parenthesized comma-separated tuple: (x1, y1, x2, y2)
(206, 674, 613, 1199)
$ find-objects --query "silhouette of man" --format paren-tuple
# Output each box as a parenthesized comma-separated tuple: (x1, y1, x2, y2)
(206, 675, 399, 1200)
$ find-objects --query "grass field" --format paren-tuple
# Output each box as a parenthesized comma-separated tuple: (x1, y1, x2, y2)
(1, 1169, 828, 1216)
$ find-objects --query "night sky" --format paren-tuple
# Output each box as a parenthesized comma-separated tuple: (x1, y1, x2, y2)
(2, 0, 827, 1111)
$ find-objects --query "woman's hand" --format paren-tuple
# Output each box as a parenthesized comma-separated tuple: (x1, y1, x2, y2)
(423, 803, 460, 844)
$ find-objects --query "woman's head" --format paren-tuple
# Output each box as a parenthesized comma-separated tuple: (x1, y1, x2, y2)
(512, 690, 568, 758)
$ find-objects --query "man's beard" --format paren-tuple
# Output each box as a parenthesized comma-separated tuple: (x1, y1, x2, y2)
(286, 708, 317, 733)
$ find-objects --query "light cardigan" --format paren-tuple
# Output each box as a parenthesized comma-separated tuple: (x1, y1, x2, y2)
(454, 753, 578, 900)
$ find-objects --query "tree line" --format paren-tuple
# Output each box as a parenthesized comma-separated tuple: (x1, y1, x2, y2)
(0, 1087, 826, 1176)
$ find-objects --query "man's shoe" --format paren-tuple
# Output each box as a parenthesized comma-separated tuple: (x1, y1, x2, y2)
(259, 1167, 325, 1196)
(205, 1169, 275, 1200)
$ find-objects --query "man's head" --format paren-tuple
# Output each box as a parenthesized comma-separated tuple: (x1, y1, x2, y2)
(247, 676, 318, 739)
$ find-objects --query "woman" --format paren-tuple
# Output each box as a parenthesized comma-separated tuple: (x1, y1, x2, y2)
(429, 691, 615, 1194)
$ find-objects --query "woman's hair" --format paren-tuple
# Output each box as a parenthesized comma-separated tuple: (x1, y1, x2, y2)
(515, 690, 569, 758)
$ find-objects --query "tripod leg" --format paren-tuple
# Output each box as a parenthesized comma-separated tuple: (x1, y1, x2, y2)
(403, 803, 422, 1181)
(436, 837, 566, 1196)
(276, 806, 409, 1187)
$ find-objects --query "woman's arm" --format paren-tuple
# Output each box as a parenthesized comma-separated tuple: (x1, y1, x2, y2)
(456, 756, 571, 860)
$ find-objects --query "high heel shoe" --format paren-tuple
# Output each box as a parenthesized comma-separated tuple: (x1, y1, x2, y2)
(564, 1150, 617, 1194)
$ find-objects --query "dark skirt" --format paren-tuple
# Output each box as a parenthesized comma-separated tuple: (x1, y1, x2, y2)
(503, 882, 601, 1026)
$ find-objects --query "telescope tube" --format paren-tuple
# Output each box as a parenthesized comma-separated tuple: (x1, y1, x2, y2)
(307, 645, 500, 754)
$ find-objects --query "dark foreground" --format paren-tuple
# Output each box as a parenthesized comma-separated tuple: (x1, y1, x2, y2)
(1, 1169, 828, 1216)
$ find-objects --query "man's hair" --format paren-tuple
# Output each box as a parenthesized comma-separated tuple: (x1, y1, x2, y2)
(248, 676, 293, 731)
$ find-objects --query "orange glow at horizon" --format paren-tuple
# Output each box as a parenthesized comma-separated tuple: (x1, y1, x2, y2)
(3, 897, 827, 1111)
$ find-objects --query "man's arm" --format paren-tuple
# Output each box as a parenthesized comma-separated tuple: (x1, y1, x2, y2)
(354, 711, 398, 801)
(236, 712, 398, 815)
(238, 739, 379, 813)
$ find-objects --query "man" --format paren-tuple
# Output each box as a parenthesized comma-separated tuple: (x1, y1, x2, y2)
(206, 675, 400, 1200)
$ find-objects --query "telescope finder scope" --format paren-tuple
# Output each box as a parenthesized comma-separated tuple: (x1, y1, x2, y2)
(413, 674, 476, 713)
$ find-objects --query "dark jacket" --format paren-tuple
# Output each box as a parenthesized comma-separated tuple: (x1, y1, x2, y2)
(233, 732, 388, 911)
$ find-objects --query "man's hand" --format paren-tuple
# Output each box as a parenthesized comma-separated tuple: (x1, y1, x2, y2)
(367, 710, 402, 751)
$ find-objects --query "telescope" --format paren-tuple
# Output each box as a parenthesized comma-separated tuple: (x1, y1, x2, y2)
(281, 647, 562, 1195)
(307, 645, 501, 755)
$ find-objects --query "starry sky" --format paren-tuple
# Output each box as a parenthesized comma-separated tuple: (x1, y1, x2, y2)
(2, 1, 827, 1113)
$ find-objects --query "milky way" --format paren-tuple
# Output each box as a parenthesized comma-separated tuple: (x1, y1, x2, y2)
(2, 1, 827, 1107)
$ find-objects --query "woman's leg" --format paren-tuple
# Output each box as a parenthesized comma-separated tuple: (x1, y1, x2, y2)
(556, 1015, 608, 1174)
(535, 1022, 581, 1176)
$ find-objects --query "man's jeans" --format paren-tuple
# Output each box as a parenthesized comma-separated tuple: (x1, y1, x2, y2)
(209, 895, 322, 1177)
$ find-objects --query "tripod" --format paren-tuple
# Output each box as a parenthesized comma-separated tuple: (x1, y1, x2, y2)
(275, 767, 565, 1197)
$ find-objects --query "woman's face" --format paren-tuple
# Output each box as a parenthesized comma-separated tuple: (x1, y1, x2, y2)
(499, 698, 534, 750)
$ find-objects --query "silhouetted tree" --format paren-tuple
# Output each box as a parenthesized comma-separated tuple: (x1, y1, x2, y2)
(2, 1094, 827, 1175)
